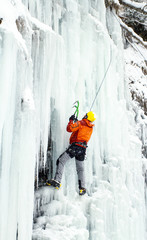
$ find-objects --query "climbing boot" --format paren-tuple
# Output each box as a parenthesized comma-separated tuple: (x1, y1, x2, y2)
(46, 179, 61, 190)
(79, 188, 86, 196)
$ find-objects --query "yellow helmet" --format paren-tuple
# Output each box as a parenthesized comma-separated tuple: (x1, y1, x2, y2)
(86, 111, 96, 122)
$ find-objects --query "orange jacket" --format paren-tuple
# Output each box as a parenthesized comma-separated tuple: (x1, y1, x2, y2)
(66, 119, 94, 145)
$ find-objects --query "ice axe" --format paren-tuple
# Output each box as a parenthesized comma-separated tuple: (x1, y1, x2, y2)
(73, 101, 79, 119)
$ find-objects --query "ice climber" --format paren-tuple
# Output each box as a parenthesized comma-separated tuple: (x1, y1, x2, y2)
(46, 111, 96, 195)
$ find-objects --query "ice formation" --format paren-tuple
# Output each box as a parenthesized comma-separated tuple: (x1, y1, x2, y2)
(0, 0, 146, 240)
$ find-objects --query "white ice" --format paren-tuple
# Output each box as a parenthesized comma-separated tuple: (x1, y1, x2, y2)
(0, 0, 146, 240)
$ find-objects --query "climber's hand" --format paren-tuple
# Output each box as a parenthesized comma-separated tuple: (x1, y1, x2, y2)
(69, 114, 78, 122)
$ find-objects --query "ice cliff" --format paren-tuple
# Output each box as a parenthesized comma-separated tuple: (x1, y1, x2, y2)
(0, 0, 146, 240)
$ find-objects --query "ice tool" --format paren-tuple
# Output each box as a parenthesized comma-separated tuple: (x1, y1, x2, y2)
(73, 100, 79, 119)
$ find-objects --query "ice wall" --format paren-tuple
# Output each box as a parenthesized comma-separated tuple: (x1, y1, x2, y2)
(0, 0, 146, 240)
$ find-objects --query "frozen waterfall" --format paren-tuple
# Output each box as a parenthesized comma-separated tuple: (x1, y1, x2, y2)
(0, 0, 146, 240)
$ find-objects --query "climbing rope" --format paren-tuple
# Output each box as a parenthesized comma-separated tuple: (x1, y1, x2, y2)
(90, 9, 147, 111)
(72, 12, 146, 116)
(127, 37, 147, 62)
(90, 45, 112, 111)
(111, 11, 147, 62)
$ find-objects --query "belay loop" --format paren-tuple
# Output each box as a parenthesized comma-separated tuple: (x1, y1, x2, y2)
(90, 45, 112, 111)
(73, 101, 79, 118)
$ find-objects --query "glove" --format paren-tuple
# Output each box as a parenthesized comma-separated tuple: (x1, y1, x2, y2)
(69, 114, 78, 122)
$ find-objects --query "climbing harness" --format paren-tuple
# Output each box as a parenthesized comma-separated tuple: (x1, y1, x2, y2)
(90, 45, 112, 111)
(73, 100, 79, 118)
